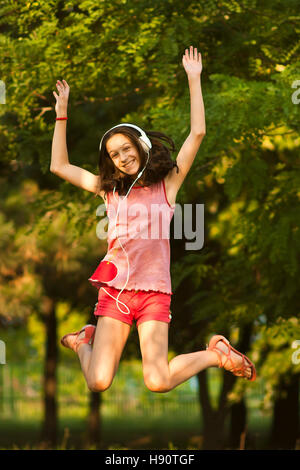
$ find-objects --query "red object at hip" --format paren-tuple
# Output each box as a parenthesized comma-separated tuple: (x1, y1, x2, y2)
(89, 260, 118, 284)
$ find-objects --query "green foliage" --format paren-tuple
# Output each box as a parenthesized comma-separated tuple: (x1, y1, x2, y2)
(0, 0, 300, 438)
(230, 317, 300, 409)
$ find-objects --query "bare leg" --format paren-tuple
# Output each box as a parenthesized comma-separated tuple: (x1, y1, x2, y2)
(66, 316, 131, 391)
(137, 320, 252, 392)
(168, 350, 220, 388)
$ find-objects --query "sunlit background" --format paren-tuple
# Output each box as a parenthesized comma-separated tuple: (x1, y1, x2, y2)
(0, 0, 299, 450)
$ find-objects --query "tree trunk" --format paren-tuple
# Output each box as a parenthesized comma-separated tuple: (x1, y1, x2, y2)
(198, 343, 246, 449)
(86, 311, 101, 448)
(270, 374, 299, 449)
(87, 391, 102, 447)
(41, 300, 58, 447)
(228, 400, 247, 449)
(197, 370, 233, 449)
(228, 326, 252, 449)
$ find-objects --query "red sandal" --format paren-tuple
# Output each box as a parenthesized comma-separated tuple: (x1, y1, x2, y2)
(60, 324, 96, 353)
(206, 335, 256, 381)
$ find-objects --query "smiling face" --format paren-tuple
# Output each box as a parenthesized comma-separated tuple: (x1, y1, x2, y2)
(106, 133, 141, 176)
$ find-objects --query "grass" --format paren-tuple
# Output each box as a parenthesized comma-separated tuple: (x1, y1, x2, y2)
(0, 409, 273, 450)
(0, 361, 279, 450)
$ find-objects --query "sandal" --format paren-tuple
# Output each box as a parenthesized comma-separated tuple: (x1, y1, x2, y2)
(60, 324, 96, 353)
(206, 335, 256, 381)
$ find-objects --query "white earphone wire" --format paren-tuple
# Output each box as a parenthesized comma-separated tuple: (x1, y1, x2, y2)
(100, 148, 151, 314)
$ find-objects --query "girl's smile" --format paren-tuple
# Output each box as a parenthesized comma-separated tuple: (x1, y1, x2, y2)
(123, 159, 135, 169)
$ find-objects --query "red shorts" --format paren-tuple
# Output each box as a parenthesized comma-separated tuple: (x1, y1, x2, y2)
(94, 286, 172, 327)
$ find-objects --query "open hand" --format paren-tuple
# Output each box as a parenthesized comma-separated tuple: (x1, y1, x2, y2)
(53, 79, 70, 115)
(182, 46, 203, 77)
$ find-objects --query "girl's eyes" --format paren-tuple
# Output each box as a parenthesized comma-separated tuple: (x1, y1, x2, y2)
(112, 147, 130, 158)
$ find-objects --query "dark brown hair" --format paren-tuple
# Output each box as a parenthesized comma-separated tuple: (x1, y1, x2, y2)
(95, 125, 179, 198)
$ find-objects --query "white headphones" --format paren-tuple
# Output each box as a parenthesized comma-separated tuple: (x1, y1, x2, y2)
(97, 123, 152, 315)
(99, 123, 152, 153)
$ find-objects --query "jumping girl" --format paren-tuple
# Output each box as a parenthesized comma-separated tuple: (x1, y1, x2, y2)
(51, 46, 256, 394)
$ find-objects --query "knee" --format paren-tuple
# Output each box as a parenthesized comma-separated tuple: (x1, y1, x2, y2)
(144, 373, 170, 393)
(87, 376, 112, 392)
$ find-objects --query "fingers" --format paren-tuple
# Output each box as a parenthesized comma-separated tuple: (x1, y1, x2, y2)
(54, 80, 69, 100)
(56, 79, 68, 86)
(56, 81, 63, 94)
(53, 79, 69, 101)
(56, 79, 69, 91)
(192, 45, 197, 60)
(184, 46, 201, 62)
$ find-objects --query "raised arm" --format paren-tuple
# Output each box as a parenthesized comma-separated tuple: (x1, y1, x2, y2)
(165, 46, 206, 198)
(50, 80, 104, 198)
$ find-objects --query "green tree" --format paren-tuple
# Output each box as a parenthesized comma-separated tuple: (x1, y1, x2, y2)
(0, 179, 108, 446)
(1, 0, 299, 449)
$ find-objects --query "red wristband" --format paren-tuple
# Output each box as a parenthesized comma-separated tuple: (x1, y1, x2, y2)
(56, 117, 68, 120)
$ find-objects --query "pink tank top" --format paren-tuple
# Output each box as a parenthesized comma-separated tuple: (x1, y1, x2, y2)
(88, 179, 175, 295)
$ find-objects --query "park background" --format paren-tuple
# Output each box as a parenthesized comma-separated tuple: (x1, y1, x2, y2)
(0, 0, 300, 450)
